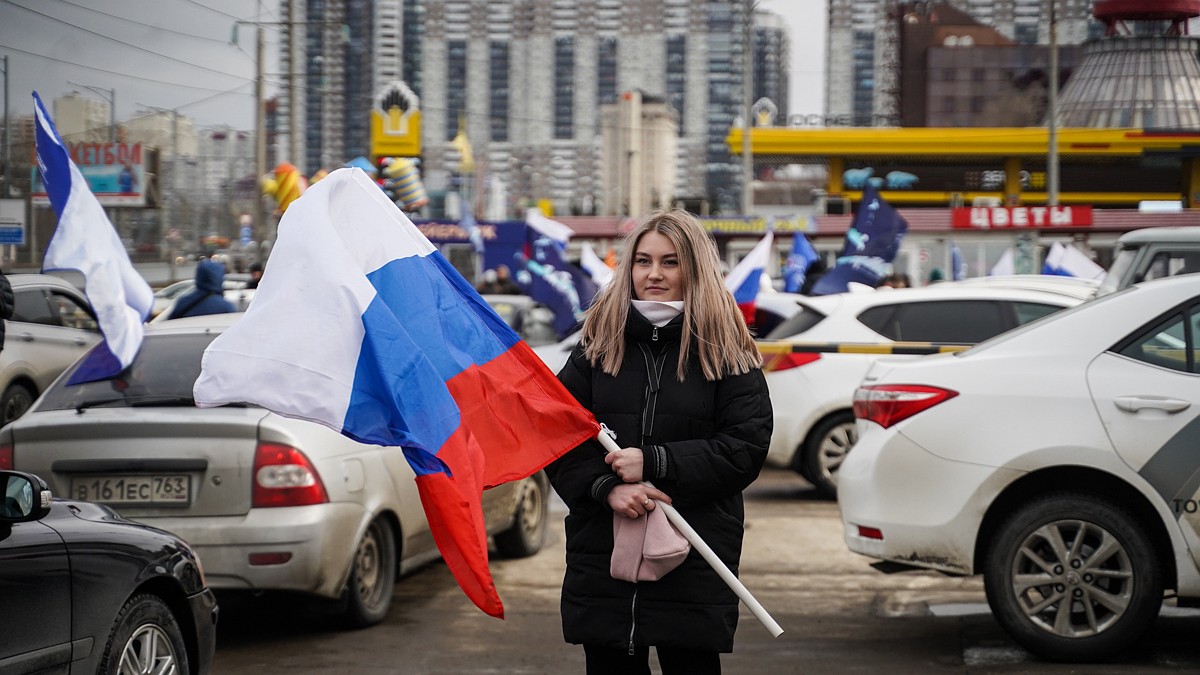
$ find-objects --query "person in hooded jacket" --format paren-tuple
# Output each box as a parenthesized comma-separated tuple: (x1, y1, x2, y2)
(166, 259, 236, 320)
(0, 268, 13, 349)
(544, 209, 772, 675)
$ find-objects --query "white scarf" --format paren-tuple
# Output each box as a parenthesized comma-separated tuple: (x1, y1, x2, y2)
(632, 300, 684, 327)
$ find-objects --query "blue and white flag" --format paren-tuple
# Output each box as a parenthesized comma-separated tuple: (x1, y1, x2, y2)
(33, 92, 153, 384)
(1042, 241, 1105, 280)
(783, 233, 820, 293)
(580, 242, 613, 288)
(811, 184, 908, 295)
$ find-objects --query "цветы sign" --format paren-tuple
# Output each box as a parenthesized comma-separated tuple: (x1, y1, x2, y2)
(951, 206, 1093, 228)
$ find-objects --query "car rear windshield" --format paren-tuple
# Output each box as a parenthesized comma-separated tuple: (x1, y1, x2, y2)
(36, 333, 218, 412)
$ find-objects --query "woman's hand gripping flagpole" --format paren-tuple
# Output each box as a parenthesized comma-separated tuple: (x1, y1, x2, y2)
(595, 430, 784, 638)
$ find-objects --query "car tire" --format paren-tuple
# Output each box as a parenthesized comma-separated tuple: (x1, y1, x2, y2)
(0, 383, 36, 426)
(494, 474, 548, 558)
(983, 493, 1163, 662)
(801, 412, 857, 499)
(98, 593, 190, 675)
(339, 516, 397, 628)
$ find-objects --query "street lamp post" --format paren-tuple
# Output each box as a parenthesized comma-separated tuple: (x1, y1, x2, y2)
(742, 0, 755, 216)
(139, 104, 181, 281)
(1047, 0, 1060, 207)
(233, 21, 267, 245)
(67, 80, 116, 142)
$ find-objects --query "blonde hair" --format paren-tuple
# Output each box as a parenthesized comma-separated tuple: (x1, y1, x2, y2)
(580, 209, 762, 381)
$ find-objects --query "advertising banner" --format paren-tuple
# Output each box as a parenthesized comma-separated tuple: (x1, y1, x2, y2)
(32, 142, 148, 207)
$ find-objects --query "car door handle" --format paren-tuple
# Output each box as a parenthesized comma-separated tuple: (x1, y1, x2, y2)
(73, 337, 88, 346)
(18, 332, 34, 342)
(1114, 396, 1192, 413)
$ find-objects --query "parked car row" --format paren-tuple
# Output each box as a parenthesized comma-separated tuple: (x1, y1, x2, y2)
(756, 276, 1099, 496)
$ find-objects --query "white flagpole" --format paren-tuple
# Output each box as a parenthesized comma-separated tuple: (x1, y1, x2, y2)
(596, 431, 784, 637)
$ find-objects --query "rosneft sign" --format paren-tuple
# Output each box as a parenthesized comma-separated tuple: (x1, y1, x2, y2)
(370, 81, 422, 159)
(951, 205, 1094, 229)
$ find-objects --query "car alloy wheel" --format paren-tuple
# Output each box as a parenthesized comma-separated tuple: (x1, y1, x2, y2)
(801, 412, 857, 498)
(984, 493, 1162, 662)
(118, 624, 179, 675)
(100, 594, 189, 675)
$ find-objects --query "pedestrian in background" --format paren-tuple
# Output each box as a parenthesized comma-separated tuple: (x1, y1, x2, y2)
(246, 261, 264, 289)
(167, 259, 236, 320)
(545, 209, 772, 675)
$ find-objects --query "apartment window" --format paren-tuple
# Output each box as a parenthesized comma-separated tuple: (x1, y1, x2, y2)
(489, 41, 510, 142)
(446, 40, 467, 140)
(554, 36, 575, 139)
(666, 35, 686, 135)
(598, 37, 618, 106)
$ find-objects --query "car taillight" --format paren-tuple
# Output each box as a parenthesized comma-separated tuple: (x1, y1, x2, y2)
(252, 442, 329, 508)
(853, 384, 958, 428)
(762, 352, 821, 373)
(0, 443, 11, 470)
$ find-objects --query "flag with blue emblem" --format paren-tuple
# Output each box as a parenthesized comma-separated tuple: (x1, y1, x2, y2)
(811, 184, 908, 294)
(783, 233, 820, 293)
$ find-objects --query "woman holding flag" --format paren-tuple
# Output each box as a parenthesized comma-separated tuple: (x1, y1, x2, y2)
(545, 209, 772, 675)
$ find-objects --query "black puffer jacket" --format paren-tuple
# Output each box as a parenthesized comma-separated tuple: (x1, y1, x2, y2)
(545, 307, 772, 653)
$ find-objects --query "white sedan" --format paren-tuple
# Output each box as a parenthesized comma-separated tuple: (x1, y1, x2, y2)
(759, 278, 1095, 497)
(840, 274, 1200, 661)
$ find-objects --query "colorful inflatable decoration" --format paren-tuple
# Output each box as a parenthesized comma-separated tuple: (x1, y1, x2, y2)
(379, 156, 429, 211)
(261, 162, 308, 215)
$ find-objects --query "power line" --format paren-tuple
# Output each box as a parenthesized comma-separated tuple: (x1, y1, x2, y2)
(0, 44, 251, 95)
(2, 0, 251, 83)
(47, 0, 253, 57)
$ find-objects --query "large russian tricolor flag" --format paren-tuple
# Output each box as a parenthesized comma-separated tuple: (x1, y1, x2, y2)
(33, 92, 154, 384)
(193, 168, 599, 617)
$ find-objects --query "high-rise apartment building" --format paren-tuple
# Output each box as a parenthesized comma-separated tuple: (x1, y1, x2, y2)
(826, 0, 1096, 127)
(284, 0, 789, 217)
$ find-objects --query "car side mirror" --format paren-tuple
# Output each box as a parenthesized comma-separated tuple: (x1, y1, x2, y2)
(0, 471, 53, 522)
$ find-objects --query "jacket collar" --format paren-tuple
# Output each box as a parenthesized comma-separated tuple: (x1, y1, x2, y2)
(627, 305, 684, 343)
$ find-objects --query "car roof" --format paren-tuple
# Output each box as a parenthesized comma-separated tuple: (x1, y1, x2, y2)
(794, 280, 1095, 313)
(145, 312, 244, 335)
(7, 273, 85, 293)
(1116, 226, 1200, 245)
(946, 274, 1100, 297)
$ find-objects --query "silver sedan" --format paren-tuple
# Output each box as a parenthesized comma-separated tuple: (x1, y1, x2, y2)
(4, 314, 549, 626)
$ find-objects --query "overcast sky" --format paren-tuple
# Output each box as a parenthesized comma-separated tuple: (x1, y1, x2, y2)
(1, 0, 824, 131)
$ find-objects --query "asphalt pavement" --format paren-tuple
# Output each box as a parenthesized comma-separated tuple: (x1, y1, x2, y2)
(208, 468, 1200, 674)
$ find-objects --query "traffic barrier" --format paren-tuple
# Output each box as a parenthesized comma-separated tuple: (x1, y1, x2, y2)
(757, 340, 972, 356)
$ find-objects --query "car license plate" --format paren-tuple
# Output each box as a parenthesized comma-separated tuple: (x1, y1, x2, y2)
(70, 475, 190, 505)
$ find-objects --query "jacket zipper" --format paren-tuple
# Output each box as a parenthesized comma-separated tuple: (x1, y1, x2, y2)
(638, 344, 667, 444)
(652, 326, 659, 341)
(628, 588, 639, 655)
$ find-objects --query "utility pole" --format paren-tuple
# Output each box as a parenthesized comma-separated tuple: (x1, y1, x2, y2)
(2, 55, 11, 198)
(255, 23, 266, 244)
(286, 0, 298, 165)
(1047, 0, 1060, 207)
(741, 0, 755, 216)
